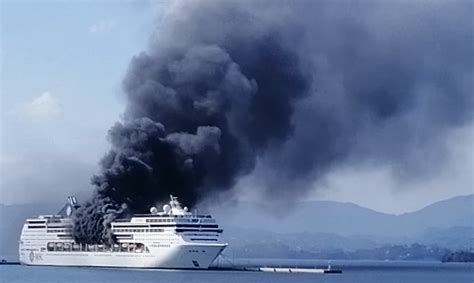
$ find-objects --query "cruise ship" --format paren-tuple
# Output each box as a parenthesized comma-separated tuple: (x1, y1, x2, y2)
(19, 196, 227, 269)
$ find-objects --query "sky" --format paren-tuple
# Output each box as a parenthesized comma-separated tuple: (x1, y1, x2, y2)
(1, 0, 153, 204)
(1, 0, 473, 214)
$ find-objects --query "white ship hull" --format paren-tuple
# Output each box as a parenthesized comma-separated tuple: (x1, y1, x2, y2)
(20, 243, 226, 269)
(20, 196, 227, 269)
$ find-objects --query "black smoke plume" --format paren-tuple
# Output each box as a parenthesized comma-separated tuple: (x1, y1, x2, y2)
(73, 42, 308, 243)
(73, 1, 473, 243)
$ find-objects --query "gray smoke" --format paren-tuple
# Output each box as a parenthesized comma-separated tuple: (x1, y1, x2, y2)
(73, 1, 473, 243)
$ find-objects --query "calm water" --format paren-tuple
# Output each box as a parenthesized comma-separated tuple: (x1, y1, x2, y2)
(1, 261, 473, 283)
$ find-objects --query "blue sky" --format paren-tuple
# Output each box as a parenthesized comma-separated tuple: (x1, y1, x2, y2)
(1, 0, 154, 204)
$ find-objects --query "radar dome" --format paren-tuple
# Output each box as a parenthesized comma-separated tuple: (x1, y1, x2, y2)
(163, 204, 171, 214)
(150, 207, 158, 214)
(183, 207, 188, 212)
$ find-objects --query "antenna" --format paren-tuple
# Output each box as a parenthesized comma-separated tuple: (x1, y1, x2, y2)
(67, 196, 77, 205)
(170, 195, 178, 202)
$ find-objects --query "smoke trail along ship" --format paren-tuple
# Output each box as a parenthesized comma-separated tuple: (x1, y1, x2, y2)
(19, 195, 227, 269)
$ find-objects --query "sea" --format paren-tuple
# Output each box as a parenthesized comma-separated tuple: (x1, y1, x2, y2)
(1, 260, 473, 283)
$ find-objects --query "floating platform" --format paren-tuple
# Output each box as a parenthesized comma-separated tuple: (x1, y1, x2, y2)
(211, 256, 342, 274)
(257, 267, 342, 274)
(211, 266, 342, 274)
(0, 261, 20, 265)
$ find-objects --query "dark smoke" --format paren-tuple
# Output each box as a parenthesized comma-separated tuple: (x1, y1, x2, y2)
(73, 42, 308, 243)
(73, 1, 473, 243)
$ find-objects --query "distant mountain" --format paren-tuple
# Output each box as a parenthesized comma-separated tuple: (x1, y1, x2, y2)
(220, 195, 473, 258)
(398, 194, 474, 230)
(210, 194, 474, 238)
(415, 226, 474, 249)
(223, 228, 452, 260)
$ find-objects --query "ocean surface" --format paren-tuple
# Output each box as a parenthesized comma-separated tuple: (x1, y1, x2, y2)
(1, 260, 473, 283)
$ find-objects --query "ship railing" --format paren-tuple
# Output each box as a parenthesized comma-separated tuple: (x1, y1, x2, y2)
(133, 214, 213, 218)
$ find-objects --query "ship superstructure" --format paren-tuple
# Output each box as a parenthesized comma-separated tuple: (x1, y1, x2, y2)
(19, 196, 227, 269)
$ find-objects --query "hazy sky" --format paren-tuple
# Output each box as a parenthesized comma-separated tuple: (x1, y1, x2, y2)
(1, 0, 152, 204)
(1, 0, 472, 214)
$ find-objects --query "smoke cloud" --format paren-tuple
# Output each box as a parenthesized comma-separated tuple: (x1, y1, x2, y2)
(73, 1, 473, 243)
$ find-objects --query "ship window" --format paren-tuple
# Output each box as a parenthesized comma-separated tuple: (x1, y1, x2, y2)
(27, 225, 46, 229)
(120, 244, 128, 252)
(28, 220, 46, 223)
(64, 244, 71, 251)
(190, 238, 218, 242)
(56, 243, 64, 252)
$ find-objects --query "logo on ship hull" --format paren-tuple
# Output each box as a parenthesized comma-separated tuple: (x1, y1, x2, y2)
(28, 251, 43, 262)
